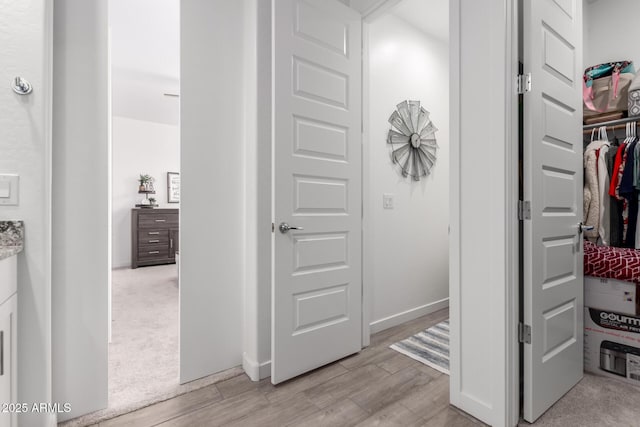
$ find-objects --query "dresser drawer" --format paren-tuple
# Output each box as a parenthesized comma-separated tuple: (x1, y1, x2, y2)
(138, 247, 170, 260)
(138, 214, 178, 229)
(138, 229, 169, 245)
(132, 208, 179, 268)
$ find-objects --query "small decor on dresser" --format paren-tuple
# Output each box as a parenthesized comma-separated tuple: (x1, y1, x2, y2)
(387, 100, 438, 181)
(167, 172, 180, 203)
(136, 173, 158, 208)
(138, 174, 155, 192)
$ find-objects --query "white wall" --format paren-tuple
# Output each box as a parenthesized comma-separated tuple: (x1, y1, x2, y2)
(0, 1, 53, 426)
(52, 0, 109, 422)
(180, 0, 244, 382)
(367, 13, 450, 332)
(110, 0, 180, 126)
(449, 0, 518, 426)
(242, 0, 273, 381)
(111, 116, 180, 268)
(584, 0, 640, 70)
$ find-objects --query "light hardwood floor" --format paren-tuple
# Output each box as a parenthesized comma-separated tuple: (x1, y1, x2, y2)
(96, 308, 484, 427)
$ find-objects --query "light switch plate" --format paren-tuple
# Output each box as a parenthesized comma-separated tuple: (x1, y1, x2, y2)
(0, 174, 19, 206)
(383, 193, 394, 209)
(0, 182, 9, 198)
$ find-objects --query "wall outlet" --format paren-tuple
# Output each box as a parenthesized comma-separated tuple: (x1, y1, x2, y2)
(383, 193, 394, 209)
(0, 174, 18, 206)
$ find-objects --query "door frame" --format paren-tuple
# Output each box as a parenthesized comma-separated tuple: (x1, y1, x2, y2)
(51, 0, 246, 420)
(359, 0, 452, 347)
(246, 0, 446, 378)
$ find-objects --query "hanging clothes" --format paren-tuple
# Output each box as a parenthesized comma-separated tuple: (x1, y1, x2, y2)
(609, 141, 627, 247)
(609, 142, 627, 197)
(619, 139, 638, 247)
(584, 137, 609, 241)
(597, 143, 611, 245)
(635, 142, 640, 248)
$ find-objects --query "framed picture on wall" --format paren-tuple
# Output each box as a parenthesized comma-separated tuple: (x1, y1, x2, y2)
(167, 172, 180, 203)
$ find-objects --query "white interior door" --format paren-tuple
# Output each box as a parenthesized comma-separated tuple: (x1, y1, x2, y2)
(272, 0, 362, 385)
(522, 0, 583, 422)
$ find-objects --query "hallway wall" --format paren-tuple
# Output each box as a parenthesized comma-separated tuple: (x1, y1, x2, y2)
(53, 0, 109, 422)
(367, 13, 450, 332)
(0, 1, 53, 425)
(180, 0, 245, 382)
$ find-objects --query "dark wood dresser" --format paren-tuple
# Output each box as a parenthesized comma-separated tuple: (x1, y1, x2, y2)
(131, 208, 179, 269)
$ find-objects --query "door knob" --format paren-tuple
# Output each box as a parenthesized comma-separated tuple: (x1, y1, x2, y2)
(11, 76, 32, 95)
(279, 222, 304, 233)
(578, 222, 594, 234)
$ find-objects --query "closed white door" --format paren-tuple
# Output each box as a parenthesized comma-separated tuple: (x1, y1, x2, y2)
(522, 0, 583, 421)
(272, 0, 362, 384)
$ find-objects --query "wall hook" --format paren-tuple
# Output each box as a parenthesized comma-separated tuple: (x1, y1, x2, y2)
(12, 77, 33, 95)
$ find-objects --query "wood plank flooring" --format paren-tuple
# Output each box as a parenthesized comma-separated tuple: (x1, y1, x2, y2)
(96, 308, 485, 427)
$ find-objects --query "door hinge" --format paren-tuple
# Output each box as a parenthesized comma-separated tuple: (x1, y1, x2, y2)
(272, 222, 275, 233)
(519, 323, 531, 344)
(516, 73, 532, 94)
(518, 200, 531, 220)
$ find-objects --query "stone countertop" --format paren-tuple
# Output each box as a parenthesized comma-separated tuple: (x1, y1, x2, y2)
(0, 221, 24, 261)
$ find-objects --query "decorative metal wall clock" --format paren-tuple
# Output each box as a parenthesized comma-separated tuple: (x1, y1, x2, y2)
(387, 100, 438, 181)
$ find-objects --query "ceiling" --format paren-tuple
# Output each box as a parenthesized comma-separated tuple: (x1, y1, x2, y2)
(350, 0, 449, 42)
(109, 0, 447, 125)
(110, 0, 180, 125)
(390, 0, 449, 42)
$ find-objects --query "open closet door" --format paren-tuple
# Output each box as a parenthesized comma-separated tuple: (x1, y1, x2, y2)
(522, 0, 584, 422)
(271, 0, 362, 384)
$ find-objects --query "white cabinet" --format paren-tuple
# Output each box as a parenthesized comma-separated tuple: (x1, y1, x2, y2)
(0, 256, 17, 427)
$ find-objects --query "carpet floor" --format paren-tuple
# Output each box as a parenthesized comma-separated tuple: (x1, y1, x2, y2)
(110, 264, 181, 409)
(524, 373, 640, 426)
(59, 264, 243, 427)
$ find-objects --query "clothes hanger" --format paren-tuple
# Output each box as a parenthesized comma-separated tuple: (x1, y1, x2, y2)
(599, 126, 608, 142)
(624, 122, 631, 145)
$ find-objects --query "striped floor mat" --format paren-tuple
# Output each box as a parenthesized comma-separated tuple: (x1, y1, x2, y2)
(390, 319, 450, 375)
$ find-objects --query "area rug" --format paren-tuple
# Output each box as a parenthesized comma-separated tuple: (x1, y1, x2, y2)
(390, 319, 450, 375)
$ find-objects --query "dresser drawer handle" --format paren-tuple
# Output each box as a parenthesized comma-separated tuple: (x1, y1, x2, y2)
(149, 251, 160, 254)
(155, 219, 166, 222)
(148, 232, 160, 235)
(148, 239, 160, 243)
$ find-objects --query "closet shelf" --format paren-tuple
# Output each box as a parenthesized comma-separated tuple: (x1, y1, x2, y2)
(583, 115, 640, 133)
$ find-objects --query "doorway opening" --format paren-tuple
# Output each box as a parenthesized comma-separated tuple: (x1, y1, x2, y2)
(363, 0, 450, 339)
(108, 0, 181, 413)
(519, 0, 640, 424)
(264, 0, 452, 385)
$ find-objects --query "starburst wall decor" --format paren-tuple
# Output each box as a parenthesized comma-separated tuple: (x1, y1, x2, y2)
(387, 100, 438, 181)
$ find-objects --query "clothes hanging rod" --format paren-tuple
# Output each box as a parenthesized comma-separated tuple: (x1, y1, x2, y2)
(583, 115, 640, 132)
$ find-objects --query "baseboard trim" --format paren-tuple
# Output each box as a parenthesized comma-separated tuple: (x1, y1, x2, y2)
(242, 353, 271, 382)
(369, 297, 449, 334)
